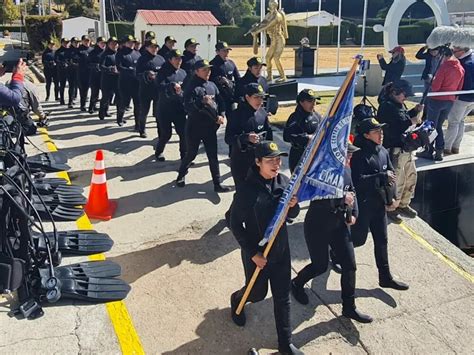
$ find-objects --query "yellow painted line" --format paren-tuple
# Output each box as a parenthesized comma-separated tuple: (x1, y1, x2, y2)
(399, 222, 474, 284)
(37, 128, 145, 354)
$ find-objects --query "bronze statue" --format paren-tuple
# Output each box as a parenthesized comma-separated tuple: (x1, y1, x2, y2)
(246, 0, 288, 82)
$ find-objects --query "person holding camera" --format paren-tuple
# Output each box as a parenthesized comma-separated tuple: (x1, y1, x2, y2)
(351, 118, 409, 291)
(291, 143, 373, 323)
(377, 46, 406, 86)
(283, 89, 322, 173)
(0, 58, 26, 106)
(135, 39, 165, 137)
(176, 59, 231, 193)
(377, 80, 423, 222)
(154, 49, 187, 161)
(225, 83, 273, 189)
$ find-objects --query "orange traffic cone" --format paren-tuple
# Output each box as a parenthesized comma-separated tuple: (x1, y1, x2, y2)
(85, 150, 117, 220)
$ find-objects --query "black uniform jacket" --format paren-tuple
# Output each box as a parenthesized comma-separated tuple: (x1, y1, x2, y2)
(42, 48, 56, 69)
(100, 47, 118, 77)
(181, 50, 202, 75)
(54, 46, 69, 68)
(283, 105, 320, 150)
(225, 101, 273, 150)
(136, 51, 165, 77)
(234, 70, 269, 103)
(377, 97, 418, 149)
(209, 55, 241, 105)
(155, 61, 187, 112)
(77, 44, 92, 74)
(116, 46, 140, 80)
(351, 136, 394, 204)
(378, 57, 406, 85)
(230, 167, 300, 260)
(157, 45, 170, 58)
(184, 75, 225, 129)
(88, 46, 104, 72)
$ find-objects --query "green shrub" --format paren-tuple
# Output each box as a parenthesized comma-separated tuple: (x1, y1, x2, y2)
(25, 15, 62, 52)
(354, 23, 432, 45)
(217, 26, 253, 45)
(108, 22, 133, 39)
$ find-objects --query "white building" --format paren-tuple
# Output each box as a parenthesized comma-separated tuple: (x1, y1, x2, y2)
(62, 17, 106, 40)
(285, 11, 342, 27)
(134, 10, 220, 60)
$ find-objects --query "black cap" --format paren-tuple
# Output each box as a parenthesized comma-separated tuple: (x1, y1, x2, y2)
(347, 143, 360, 154)
(145, 39, 159, 47)
(185, 38, 199, 48)
(61, 37, 70, 43)
(107, 36, 118, 43)
(81, 35, 90, 41)
(71, 37, 80, 42)
(297, 89, 321, 102)
(47, 39, 55, 45)
(215, 41, 232, 51)
(193, 59, 212, 70)
(244, 83, 266, 97)
(392, 79, 414, 97)
(167, 49, 182, 59)
(255, 141, 288, 159)
(247, 56, 266, 67)
(165, 35, 177, 43)
(145, 31, 156, 40)
(358, 118, 386, 134)
(353, 103, 375, 120)
(121, 34, 135, 43)
(96, 36, 106, 43)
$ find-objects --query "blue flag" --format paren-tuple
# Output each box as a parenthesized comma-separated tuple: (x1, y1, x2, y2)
(258, 65, 357, 247)
(297, 75, 355, 201)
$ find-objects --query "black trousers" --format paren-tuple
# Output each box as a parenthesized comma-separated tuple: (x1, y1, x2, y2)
(351, 197, 390, 277)
(234, 249, 292, 348)
(67, 67, 77, 104)
(178, 123, 220, 185)
(89, 70, 101, 111)
(117, 77, 140, 125)
(44, 66, 58, 100)
(57, 67, 68, 104)
(155, 108, 187, 158)
(293, 202, 357, 308)
(137, 87, 157, 134)
(77, 69, 90, 109)
(99, 75, 118, 118)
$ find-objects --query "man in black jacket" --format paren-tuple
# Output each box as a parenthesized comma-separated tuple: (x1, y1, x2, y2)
(76, 35, 93, 111)
(98, 37, 119, 120)
(136, 39, 165, 137)
(42, 39, 59, 101)
(225, 83, 272, 189)
(154, 49, 187, 161)
(54, 38, 70, 105)
(87, 37, 106, 114)
(181, 38, 202, 76)
(351, 118, 409, 291)
(234, 57, 269, 104)
(116, 35, 141, 127)
(210, 41, 240, 113)
(67, 37, 80, 108)
(415, 45, 441, 90)
(158, 35, 177, 58)
(229, 141, 302, 355)
(176, 59, 230, 192)
(283, 89, 321, 172)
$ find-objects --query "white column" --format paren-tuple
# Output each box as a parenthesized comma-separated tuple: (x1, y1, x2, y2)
(361, 0, 368, 53)
(336, 0, 342, 73)
(99, 0, 107, 37)
(315, 0, 322, 74)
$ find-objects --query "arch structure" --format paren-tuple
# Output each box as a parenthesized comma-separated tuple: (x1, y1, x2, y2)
(373, 0, 451, 52)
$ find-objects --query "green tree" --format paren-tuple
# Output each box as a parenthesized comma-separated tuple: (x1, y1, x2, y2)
(1, 0, 21, 24)
(219, 0, 255, 26)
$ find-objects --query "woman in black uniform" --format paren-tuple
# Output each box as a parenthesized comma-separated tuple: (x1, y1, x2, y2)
(229, 141, 303, 355)
(283, 89, 321, 173)
(351, 118, 409, 291)
(225, 83, 273, 189)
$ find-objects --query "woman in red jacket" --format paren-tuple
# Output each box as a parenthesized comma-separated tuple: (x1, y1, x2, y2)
(417, 47, 465, 161)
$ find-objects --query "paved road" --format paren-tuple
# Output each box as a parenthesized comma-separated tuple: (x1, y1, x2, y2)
(1, 80, 473, 354)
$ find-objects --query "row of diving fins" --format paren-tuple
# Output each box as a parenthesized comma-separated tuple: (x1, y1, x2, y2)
(24, 151, 130, 315)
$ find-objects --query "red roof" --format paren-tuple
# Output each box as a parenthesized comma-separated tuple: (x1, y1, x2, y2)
(137, 10, 220, 26)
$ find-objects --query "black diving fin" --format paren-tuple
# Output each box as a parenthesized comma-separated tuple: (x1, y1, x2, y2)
(27, 152, 70, 172)
(33, 203, 84, 221)
(34, 230, 114, 256)
(56, 277, 131, 302)
(33, 182, 84, 196)
(32, 192, 87, 207)
(54, 260, 121, 279)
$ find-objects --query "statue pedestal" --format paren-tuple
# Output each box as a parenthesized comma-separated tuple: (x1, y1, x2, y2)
(294, 47, 315, 77)
(268, 80, 298, 102)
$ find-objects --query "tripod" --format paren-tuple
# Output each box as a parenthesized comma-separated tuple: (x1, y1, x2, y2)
(359, 75, 378, 115)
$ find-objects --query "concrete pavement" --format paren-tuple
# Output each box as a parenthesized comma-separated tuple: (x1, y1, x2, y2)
(1, 80, 473, 354)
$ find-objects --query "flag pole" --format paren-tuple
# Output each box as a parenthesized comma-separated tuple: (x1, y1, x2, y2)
(235, 56, 362, 316)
